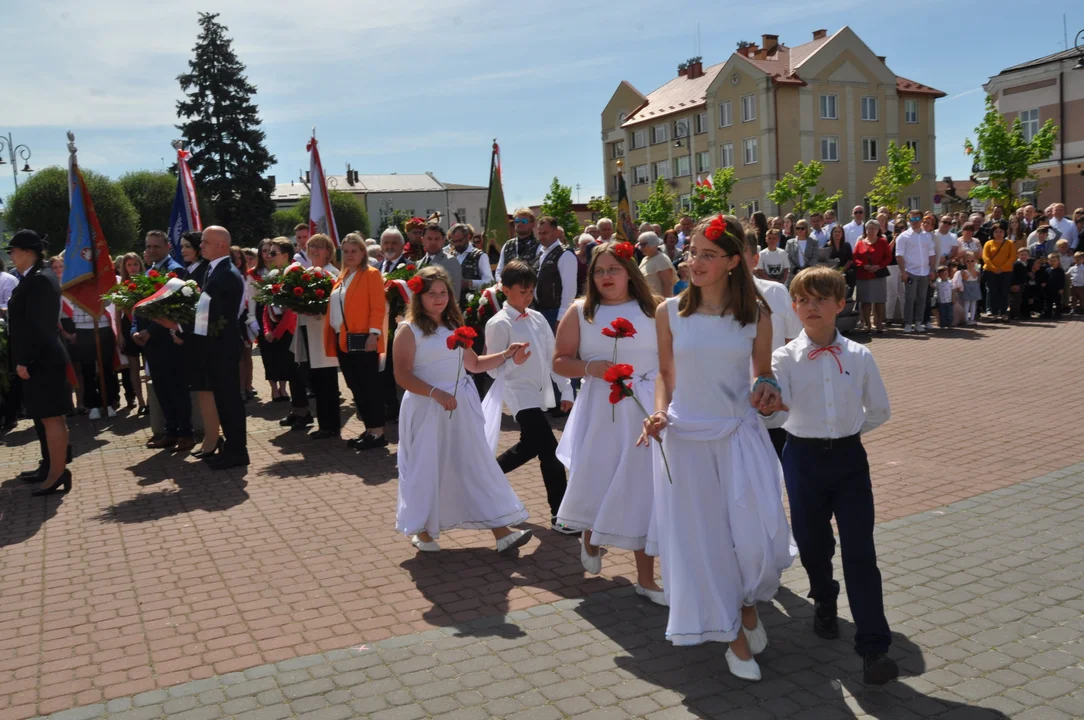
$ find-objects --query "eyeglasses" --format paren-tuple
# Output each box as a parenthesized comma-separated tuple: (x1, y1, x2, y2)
(941, 220, 951, 225)
(513, 218, 531, 225)
(592, 266, 626, 278)
(854, 210, 865, 215)
(268, 250, 281, 257)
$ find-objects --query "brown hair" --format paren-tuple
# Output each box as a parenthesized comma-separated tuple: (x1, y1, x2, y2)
(582, 241, 659, 323)
(537, 216, 558, 230)
(306, 233, 340, 269)
(501, 259, 537, 289)
(678, 214, 767, 326)
(789, 265, 846, 302)
(118, 252, 145, 281)
(270, 238, 294, 260)
(294, 223, 309, 234)
(229, 245, 246, 270)
(406, 266, 464, 336)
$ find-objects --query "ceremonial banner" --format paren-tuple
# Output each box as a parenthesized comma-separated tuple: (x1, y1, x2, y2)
(61, 132, 115, 316)
(615, 171, 638, 244)
(484, 141, 510, 255)
(307, 131, 338, 247)
(167, 143, 202, 265)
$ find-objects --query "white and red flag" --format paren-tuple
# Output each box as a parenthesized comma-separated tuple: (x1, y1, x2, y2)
(307, 130, 338, 247)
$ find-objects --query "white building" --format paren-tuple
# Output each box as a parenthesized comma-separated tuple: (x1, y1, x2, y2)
(270, 172, 488, 233)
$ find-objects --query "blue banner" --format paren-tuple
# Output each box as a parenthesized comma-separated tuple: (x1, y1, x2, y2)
(167, 178, 190, 265)
(62, 167, 95, 288)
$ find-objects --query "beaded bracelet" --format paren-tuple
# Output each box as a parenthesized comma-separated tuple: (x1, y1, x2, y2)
(753, 376, 780, 393)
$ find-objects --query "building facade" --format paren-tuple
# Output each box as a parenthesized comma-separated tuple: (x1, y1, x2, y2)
(984, 50, 1084, 208)
(601, 27, 944, 218)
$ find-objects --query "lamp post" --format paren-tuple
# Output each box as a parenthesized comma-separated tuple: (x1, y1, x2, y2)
(0, 132, 34, 191)
(1075, 29, 1084, 70)
(673, 120, 694, 209)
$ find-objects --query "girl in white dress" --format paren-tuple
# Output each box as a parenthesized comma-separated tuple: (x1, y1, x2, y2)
(393, 266, 535, 555)
(553, 242, 665, 605)
(639, 215, 794, 682)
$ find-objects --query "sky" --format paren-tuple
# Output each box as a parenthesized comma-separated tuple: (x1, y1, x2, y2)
(2, 0, 1082, 213)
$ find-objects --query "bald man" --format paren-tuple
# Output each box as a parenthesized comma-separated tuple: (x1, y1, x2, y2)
(197, 226, 249, 469)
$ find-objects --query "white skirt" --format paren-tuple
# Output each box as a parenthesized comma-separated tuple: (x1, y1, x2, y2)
(555, 374, 657, 552)
(653, 408, 795, 646)
(396, 376, 529, 537)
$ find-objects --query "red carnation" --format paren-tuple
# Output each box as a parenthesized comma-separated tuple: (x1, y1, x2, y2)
(406, 264, 416, 271)
(301, 273, 312, 282)
(167, 272, 179, 279)
(271, 283, 282, 293)
(126, 282, 137, 291)
(310, 268, 323, 277)
(612, 242, 635, 261)
(147, 270, 160, 279)
(407, 276, 424, 294)
(293, 287, 304, 296)
(287, 266, 302, 275)
(446, 326, 477, 351)
(603, 363, 634, 385)
(314, 289, 325, 299)
(601, 317, 636, 339)
(704, 214, 727, 242)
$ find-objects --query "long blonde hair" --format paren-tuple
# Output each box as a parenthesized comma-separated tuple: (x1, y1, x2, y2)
(338, 233, 369, 279)
(405, 266, 464, 336)
(582, 241, 658, 323)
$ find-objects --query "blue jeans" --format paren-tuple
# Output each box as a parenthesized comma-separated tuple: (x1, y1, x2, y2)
(938, 302, 953, 327)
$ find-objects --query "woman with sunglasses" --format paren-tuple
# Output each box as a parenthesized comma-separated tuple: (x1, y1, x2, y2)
(262, 238, 300, 406)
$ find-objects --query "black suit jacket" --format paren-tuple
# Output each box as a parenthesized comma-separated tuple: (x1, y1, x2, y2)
(8, 265, 69, 370)
(201, 259, 245, 361)
(380, 254, 409, 275)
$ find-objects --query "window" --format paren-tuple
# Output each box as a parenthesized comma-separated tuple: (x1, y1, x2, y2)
(633, 164, 649, 185)
(696, 151, 711, 173)
(861, 96, 878, 121)
(1020, 179, 1038, 199)
(907, 196, 922, 211)
(821, 136, 839, 162)
(747, 200, 761, 214)
(719, 142, 734, 168)
(611, 174, 619, 192)
(718, 101, 732, 127)
(651, 123, 669, 144)
(904, 99, 918, 124)
(904, 139, 919, 161)
(694, 112, 708, 134)
(679, 194, 693, 211)
(743, 137, 758, 165)
(456, 208, 467, 223)
(741, 94, 756, 122)
(653, 160, 670, 180)
(862, 137, 879, 162)
(674, 155, 691, 177)
(631, 129, 646, 149)
(820, 94, 838, 119)
(425, 209, 436, 219)
(1020, 109, 1039, 142)
(480, 208, 487, 225)
(611, 140, 624, 159)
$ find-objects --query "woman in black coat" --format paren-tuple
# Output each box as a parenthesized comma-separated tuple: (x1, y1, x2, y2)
(6, 230, 73, 495)
(179, 231, 222, 458)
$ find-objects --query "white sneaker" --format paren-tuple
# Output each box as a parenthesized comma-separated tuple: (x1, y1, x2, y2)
(725, 647, 762, 681)
(743, 608, 768, 654)
(496, 529, 533, 555)
(902, 324, 913, 333)
(411, 535, 441, 553)
(88, 408, 102, 420)
(915, 323, 925, 332)
(634, 584, 668, 607)
(580, 536, 602, 575)
(107, 406, 117, 418)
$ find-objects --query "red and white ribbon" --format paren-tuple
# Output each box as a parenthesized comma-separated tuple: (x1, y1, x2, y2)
(480, 284, 503, 313)
(133, 277, 188, 311)
(385, 278, 414, 303)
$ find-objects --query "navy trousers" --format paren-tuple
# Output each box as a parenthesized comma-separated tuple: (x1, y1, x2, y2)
(782, 434, 891, 656)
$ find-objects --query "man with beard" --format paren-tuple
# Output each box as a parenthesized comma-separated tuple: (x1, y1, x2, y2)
(449, 222, 493, 305)
(495, 208, 540, 282)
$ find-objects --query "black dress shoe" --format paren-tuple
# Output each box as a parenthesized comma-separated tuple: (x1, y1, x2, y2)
(349, 433, 389, 450)
(31, 470, 73, 497)
(290, 414, 314, 431)
(206, 454, 250, 470)
(813, 600, 840, 639)
(311, 429, 339, 440)
(18, 465, 45, 482)
(193, 437, 224, 459)
(862, 653, 899, 685)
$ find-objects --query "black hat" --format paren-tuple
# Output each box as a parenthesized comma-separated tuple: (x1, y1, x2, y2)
(2, 229, 48, 253)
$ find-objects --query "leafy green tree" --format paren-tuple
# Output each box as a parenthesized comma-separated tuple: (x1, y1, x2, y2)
(272, 208, 303, 237)
(690, 167, 738, 218)
(176, 12, 276, 243)
(3, 166, 140, 255)
(766, 160, 842, 217)
(964, 96, 1058, 211)
(293, 190, 370, 238)
(867, 142, 921, 215)
(637, 178, 678, 230)
(117, 170, 176, 235)
(539, 177, 581, 242)
(379, 209, 414, 235)
(586, 195, 616, 223)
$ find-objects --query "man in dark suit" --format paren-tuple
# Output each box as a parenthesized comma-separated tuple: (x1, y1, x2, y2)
(417, 223, 463, 291)
(194, 226, 248, 470)
(378, 228, 409, 421)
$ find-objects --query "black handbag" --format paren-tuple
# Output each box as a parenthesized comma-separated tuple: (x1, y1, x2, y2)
(338, 275, 372, 353)
(874, 267, 891, 278)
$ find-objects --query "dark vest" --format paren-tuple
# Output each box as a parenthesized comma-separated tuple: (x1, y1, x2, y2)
(535, 245, 565, 310)
(459, 248, 484, 303)
(501, 236, 539, 268)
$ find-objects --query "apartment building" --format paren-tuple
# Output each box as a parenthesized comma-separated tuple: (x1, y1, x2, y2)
(984, 49, 1084, 207)
(601, 27, 944, 217)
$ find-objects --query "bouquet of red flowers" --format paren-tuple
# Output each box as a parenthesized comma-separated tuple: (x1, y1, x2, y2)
(445, 326, 477, 417)
(255, 263, 333, 314)
(132, 277, 201, 326)
(103, 269, 181, 310)
(384, 263, 419, 321)
(606, 363, 673, 483)
(601, 317, 636, 419)
(462, 283, 505, 337)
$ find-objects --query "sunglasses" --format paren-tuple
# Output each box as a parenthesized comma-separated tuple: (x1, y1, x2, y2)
(941, 220, 951, 224)
(854, 210, 865, 215)
(513, 218, 531, 225)
(268, 250, 281, 257)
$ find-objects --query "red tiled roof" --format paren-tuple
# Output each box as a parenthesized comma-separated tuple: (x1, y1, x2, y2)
(896, 76, 947, 98)
(622, 62, 724, 126)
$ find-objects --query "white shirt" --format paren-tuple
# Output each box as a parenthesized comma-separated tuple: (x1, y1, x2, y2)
(894, 228, 935, 275)
(1050, 216, 1078, 250)
(455, 247, 493, 290)
(70, 304, 112, 329)
(754, 277, 802, 353)
(1068, 264, 1084, 288)
(809, 227, 829, 247)
(758, 248, 790, 281)
(768, 331, 891, 438)
(934, 231, 958, 259)
(293, 248, 309, 266)
(934, 278, 954, 303)
(484, 305, 572, 415)
(797, 239, 810, 268)
(0, 272, 18, 308)
(538, 242, 578, 321)
(843, 220, 864, 248)
(380, 253, 404, 275)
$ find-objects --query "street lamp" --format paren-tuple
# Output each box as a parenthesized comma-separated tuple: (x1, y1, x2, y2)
(1074, 29, 1084, 70)
(0, 132, 33, 190)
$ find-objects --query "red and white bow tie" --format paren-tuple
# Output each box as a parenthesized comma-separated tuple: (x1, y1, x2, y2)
(808, 344, 843, 374)
(515, 312, 529, 321)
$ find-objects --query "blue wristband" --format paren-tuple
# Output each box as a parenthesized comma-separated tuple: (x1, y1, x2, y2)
(753, 376, 780, 392)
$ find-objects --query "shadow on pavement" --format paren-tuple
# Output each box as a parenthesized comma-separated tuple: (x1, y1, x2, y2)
(0, 477, 65, 547)
(96, 468, 249, 524)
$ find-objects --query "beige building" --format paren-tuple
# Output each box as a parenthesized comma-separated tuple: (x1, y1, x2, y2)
(984, 49, 1084, 207)
(601, 27, 945, 219)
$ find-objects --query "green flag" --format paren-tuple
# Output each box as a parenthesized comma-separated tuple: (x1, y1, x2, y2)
(615, 170, 638, 244)
(484, 141, 510, 255)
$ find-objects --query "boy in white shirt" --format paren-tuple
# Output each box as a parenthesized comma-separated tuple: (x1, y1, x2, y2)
(1068, 252, 1084, 314)
(765, 266, 897, 686)
(486, 261, 575, 533)
(757, 229, 790, 284)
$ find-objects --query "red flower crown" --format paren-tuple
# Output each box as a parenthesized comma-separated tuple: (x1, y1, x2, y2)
(612, 242, 635, 261)
(703, 214, 728, 242)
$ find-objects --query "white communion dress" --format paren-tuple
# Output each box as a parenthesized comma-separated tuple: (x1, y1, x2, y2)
(653, 298, 795, 646)
(555, 300, 659, 551)
(395, 323, 529, 538)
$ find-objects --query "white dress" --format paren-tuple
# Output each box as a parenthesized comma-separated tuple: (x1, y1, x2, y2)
(653, 298, 794, 646)
(395, 323, 529, 538)
(555, 300, 658, 551)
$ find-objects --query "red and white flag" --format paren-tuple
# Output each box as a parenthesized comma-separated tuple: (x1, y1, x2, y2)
(307, 132, 338, 247)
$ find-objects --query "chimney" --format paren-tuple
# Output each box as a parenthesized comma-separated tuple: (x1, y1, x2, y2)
(678, 64, 688, 77)
(268, 175, 276, 187)
(688, 60, 703, 79)
(876, 55, 886, 64)
(761, 34, 779, 54)
(743, 43, 759, 57)
(812, 29, 827, 40)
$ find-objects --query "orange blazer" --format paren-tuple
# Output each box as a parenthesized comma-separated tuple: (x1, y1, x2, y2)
(323, 266, 387, 355)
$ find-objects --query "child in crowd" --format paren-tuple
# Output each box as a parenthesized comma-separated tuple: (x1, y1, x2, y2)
(1056, 240, 1074, 312)
(934, 266, 954, 329)
(1024, 257, 1045, 318)
(952, 253, 982, 326)
(1042, 253, 1065, 319)
(1068, 252, 1084, 314)
(757, 229, 790, 284)
(767, 266, 897, 686)
(1010, 247, 1031, 320)
(673, 262, 690, 294)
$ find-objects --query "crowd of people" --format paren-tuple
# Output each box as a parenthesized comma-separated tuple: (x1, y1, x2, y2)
(2, 199, 1079, 686)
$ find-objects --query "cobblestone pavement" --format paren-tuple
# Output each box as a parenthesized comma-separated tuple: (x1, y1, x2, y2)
(22, 462, 1084, 720)
(2, 318, 1084, 718)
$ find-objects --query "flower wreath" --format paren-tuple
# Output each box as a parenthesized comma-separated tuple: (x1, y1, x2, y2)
(612, 242, 635, 261)
(703, 214, 728, 242)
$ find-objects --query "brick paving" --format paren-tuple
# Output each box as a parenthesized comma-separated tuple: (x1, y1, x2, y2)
(1, 317, 1083, 718)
